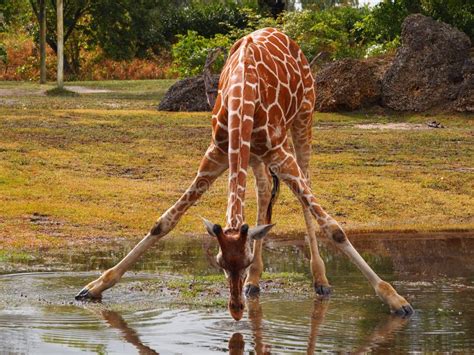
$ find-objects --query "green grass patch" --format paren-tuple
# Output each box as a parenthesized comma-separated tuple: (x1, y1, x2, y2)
(0, 250, 35, 262)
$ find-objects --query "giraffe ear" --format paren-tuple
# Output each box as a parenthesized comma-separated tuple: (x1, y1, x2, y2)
(202, 218, 223, 238)
(248, 224, 274, 240)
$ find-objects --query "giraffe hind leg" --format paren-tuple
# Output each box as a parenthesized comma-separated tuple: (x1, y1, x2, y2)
(272, 146, 413, 316)
(290, 113, 331, 296)
(244, 162, 278, 297)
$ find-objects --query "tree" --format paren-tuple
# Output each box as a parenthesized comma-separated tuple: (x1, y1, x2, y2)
(29, 0, 91, 75)
(39, 0, 46, 83)
(359, 0, 473, 44)
(258, 0, 286, 17)
(56, 0, 63, 88)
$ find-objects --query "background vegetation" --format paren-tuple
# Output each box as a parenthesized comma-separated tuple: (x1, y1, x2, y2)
(1, 0, 472, 81)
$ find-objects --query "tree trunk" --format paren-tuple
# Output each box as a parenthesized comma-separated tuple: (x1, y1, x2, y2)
(39, 0, 47, 84)
(56, 0, 64, 88)
(203, 47, 226, 109)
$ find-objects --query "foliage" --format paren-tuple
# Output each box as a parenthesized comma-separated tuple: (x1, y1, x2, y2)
(0, 32, 56, 81)
(0, 0, 32, 32)
(358, 0, 474, 44)
(421, 0, 474, 40)
(91, 0, 249, 61)
(28, 0, 92, 75)
(172, 31, 231, 77)
(171, 7, 279, 77)
(0, 32, 174, 81)
(364, 37, 400, 58)
(0, 44, 7, 64)
(283, 6, 370, 61)
(1, 0, 472, 81)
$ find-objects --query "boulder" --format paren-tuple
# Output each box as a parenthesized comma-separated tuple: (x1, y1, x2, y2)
(382, 14, 472, 112)
(158, 74, 219, 112)
(314, 57, 391, 112)
(454, 57, 474, 112)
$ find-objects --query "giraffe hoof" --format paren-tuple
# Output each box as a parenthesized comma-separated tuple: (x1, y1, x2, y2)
(393, 304, 414, 317)
(244, 284, 260, 298)
(314, 284, 332, 298)
(75, 288, 101, 301)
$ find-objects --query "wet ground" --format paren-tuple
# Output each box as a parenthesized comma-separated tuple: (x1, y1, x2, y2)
(1, 234, 473, 353)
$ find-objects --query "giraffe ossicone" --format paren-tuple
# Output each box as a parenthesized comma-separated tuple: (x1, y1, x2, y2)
(76, 28, 413, 320)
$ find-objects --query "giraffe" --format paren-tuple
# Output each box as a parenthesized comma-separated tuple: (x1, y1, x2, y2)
(76, 28, 413, 320)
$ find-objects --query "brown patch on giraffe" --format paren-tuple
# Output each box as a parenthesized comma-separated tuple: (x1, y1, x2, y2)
(270, 35, 288, 53)
(266, 41, 285, 62)
(149, 221, 162, 236)
(276, 64, 289, 84)
(377, 281, 397, 297)
(101, 269, 117, 284)
(331, 228, 347, 243)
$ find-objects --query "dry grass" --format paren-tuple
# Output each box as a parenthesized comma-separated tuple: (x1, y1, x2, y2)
(0, 80, 473, 250)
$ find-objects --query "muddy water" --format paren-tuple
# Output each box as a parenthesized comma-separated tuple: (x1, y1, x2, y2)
(1, 234, 473, 353)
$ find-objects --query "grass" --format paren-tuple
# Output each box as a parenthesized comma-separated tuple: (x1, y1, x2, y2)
(0, 80, 473, 250)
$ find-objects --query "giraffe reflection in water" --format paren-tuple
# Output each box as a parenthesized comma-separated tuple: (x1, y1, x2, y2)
(231, 298, 410, 354)
(89, 298, 409, 354)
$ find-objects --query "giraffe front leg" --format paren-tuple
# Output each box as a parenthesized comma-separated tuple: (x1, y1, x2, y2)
(273, 149, 413, 316)
(301, 207, 331, 297)
(244, 162, 272, 297)
(75, 144, 228, 301)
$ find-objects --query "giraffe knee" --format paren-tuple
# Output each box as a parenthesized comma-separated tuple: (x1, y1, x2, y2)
(149, 221, 162, 236)
(149, 218, 171, 236)
(329, 225, 347, 243)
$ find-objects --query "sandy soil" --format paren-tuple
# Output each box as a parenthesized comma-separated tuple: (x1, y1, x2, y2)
(65, 86, 112, 94)
(355, 123, 430, 130)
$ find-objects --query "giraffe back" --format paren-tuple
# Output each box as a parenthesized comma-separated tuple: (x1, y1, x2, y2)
(210, 28, 315, 229)
(212, 28, 315, 156)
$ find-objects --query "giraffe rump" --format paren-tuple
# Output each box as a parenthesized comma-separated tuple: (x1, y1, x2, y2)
(225, 37, 258, 229)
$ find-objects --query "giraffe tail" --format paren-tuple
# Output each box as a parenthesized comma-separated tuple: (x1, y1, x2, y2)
(266, 169, 280, 224)
(226, 36, 258, 228)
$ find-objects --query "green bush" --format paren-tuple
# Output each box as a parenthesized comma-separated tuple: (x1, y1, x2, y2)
(171, 8, 278, 77)
(0, 44, 7, 64)
(172, 31, 231, 77)
(282, 6, 370, 61)
(357, 0, 473, 45)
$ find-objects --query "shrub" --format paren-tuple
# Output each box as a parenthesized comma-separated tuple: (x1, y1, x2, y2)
(0, 32, 175, 81)
(282, 6, 370, 61)
(172, 31, 231, 77)
(0, 33, 56, 81)
(357, 0, 474, 45)
(364, 37, 400, 58)
(171, 8, 279, 77)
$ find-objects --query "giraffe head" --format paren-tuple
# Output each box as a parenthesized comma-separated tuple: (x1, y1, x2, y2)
(202, 219, 273, 321)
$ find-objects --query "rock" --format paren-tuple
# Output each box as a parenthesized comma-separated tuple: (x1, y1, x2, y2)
(382, 14, 472, 112)
(454, 57, 474, 112)
(314, 57, 391, 112)
(158, 74, 219, 112)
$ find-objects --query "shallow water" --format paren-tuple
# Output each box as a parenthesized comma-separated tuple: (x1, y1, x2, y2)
(1, 234, 473, 353)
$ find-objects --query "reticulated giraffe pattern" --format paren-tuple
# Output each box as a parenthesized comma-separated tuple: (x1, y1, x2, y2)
(76, 28, 414, 320)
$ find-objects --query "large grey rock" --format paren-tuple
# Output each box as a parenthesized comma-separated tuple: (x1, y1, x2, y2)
(314, 57, 391, 112)
(382, 14, 471, 112)
(158, 74, 219, 112)
(454, 57, 474, 112)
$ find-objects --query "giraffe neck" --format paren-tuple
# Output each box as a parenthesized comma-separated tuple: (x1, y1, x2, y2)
(225, 37, 257, 230)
